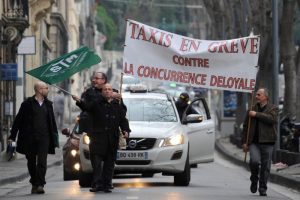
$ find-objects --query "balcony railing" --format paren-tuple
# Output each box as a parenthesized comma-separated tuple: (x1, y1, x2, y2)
(2, 0, 28, 18)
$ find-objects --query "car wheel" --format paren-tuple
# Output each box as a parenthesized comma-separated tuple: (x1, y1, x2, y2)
(79, 169, 92, 187)
(174, 155, 190, 186)
(63, 167, 77, 181)
(141, 172, 154, 178)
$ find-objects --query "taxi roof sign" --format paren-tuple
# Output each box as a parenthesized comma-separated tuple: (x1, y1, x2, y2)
(129, 84, 147, 93)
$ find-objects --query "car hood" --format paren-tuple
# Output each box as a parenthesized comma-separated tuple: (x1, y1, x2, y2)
(128, 121, 183, 138)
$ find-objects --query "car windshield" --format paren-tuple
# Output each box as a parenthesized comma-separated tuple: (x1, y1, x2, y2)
(123, 98, 177, 122)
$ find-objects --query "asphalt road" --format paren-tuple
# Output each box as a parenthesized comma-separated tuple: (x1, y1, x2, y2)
(1, 151, 299, 200)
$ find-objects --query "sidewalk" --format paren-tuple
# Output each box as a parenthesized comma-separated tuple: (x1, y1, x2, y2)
(0, 132, 68, 186)
(216, 136, 300, 192)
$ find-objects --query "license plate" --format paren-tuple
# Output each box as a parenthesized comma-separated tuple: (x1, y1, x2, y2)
(117, 151, 148, 160)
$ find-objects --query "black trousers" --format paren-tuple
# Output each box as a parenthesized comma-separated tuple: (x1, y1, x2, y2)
(90, 152, 114, 188)
(25, 138, 49, 186)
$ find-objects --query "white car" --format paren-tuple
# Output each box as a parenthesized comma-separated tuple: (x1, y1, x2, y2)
(78, 90, 215, 187)
(121, 75, 141, 91)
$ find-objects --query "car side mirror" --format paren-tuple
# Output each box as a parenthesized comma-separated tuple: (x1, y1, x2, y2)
(61, 128, 71, 137)
(182, 114, 203, 124)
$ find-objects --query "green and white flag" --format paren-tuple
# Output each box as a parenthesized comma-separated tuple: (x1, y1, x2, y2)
(26, 46, 101, 84)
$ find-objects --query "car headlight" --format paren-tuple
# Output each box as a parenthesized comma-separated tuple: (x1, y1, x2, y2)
(70, 149, 77, 157)
(161, 134, 184, 147)
(74, 163, 80, 171)
(83, 135, 90, 145)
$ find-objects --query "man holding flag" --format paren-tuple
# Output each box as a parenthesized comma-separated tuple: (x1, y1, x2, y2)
(71, 71, 128, 191)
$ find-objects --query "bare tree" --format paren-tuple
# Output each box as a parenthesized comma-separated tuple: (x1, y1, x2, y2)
(202, 0, 226, 39)
(296, 0, 300, 121)
(280, 0, 297, 118)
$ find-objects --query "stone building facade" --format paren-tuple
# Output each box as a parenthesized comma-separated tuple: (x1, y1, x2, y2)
(0, 0, 99, 150)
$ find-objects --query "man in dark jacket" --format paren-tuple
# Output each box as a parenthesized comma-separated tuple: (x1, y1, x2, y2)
(82, 83, 130, 193)
(74, 72, 108, 134)
(73, 72, 124, 133)
(175, 92, 197, 122)
(8, 81, 58, 194)
(242, 88, 278, 196)
(72, 72, 127, 189)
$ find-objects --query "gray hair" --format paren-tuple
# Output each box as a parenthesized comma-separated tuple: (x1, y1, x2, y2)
(258, 87, 269, 99)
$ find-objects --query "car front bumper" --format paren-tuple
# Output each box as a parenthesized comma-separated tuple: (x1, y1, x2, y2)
(79, 141, 188, 174)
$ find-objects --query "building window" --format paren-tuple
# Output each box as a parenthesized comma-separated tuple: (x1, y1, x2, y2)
(42, 42, 49, 65)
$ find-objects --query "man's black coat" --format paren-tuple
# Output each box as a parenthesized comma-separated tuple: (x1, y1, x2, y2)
(85, 97, 130, 158)
(9, 96, 59, 155)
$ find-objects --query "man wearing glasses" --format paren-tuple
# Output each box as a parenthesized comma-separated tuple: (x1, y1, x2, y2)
(72, 72, 126, 191)
(8, 81, 59, 194)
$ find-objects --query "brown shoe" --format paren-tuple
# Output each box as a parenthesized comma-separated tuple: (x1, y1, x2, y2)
(36, 186, 45, 194)
(31, 186, 38, 194)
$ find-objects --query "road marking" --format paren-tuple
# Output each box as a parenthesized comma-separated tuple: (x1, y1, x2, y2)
(126, 197, 139, 200)
(129, 188, 140, 191)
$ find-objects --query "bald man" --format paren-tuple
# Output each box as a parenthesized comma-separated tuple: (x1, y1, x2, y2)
(82, 83, 130, 193)
(8, 81, 58, 194)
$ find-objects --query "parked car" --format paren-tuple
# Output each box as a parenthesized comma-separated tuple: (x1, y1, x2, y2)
(78, 88, 215, 187)
(122, 75, 141, 91)
(61, 118, 82, 181)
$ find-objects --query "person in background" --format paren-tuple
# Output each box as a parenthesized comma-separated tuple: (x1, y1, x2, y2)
(75, 83, 130, 193)
(8, 81, 59, 194)
(242, 87, 278, 196)
(53, 90, 65, 130)
(175, 92, 197, 121)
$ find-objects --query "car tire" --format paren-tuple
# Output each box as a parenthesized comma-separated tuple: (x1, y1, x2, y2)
(79, 170, 92, 187)
(141, 172, 154, 178)
(63, 167, 77, 181)
(174, 155, 190, 186)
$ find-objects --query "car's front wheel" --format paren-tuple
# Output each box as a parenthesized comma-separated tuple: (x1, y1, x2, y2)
(173, 155, 190, 186)
(63, 167, 77, 181)
(79, 169, 92, 187)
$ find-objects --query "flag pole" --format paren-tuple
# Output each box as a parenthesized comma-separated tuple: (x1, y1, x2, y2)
(244, 91, 255, 162)
(51, 84, 73, 96)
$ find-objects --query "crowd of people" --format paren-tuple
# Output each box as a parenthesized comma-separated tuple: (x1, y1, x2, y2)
(6, 71, 278, 197)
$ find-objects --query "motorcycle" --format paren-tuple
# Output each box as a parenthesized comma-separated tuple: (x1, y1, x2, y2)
(280, 115, 300, 152)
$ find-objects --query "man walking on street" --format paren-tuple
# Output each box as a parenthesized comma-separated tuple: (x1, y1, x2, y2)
(8, 81, 59, 194)
(74, 83, 130, 193)
(242, 87, 278, 196)
(72, 72, 126, 190)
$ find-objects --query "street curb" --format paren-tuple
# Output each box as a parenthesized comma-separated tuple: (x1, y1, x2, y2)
(215, 138, 248, 168)
(0, 159, 62, 186)
(215, 138, 300, 192)
(269, 171, 300, 191)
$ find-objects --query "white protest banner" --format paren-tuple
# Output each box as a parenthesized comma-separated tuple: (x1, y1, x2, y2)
(123, 19, 259, 93)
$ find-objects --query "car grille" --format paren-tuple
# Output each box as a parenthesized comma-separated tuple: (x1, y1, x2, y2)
(116, 160, 151, 165)
(126, 138, 156, 150)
